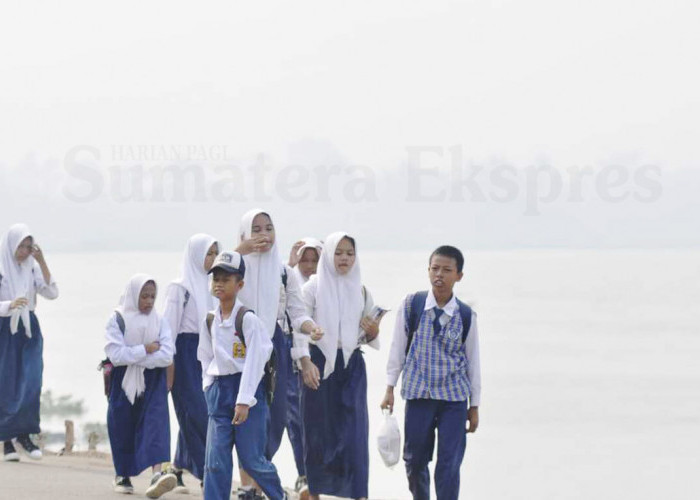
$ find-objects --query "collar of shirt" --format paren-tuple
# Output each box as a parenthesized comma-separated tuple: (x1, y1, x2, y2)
(215, 299, 243, 327)
(424, 289, 458, 318)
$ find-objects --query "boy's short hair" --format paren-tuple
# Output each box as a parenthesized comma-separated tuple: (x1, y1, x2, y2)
(211, 267, 243, 281)
(429, 245, 464, 273)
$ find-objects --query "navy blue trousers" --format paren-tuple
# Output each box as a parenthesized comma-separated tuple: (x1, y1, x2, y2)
(284, 332, 306, 477)
(302, 347, 369, 499)
(404, 399, 469, 500)
(204, 374, 284, 500)
(265, 324, 289, 461)
(171, 333, 208, 479)
(0, 313, 42, 441)
(107, 365, 171, 477)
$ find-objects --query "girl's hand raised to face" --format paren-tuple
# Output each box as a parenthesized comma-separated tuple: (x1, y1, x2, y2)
(360, 317, 379, 341)
(237, 236, 270, 256)
(288, 240, 304, 267)
(30, 244, 45, 263)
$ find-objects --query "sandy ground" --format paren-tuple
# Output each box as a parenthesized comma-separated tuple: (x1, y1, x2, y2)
(0, 452, 349, 499)
(0, 453, 205, 499)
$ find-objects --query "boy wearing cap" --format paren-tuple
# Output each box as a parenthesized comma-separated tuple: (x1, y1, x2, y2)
(197, 251, 286, 500)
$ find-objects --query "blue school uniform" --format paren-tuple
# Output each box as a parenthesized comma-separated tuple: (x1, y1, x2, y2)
(164, 285, 208, 480)
(0, 312, 43, 441)
(198, 301, 285, 500)
(105, 311, 174, 478)
(0, 263, 58, 442)
(386, 291, 481, 500)
(302, 346, 369, 499)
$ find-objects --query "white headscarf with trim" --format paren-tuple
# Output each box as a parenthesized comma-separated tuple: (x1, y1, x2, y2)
(292, 237, 323, 285)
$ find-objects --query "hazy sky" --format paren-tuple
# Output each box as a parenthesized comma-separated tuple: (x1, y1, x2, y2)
(1, 1, 698, 251)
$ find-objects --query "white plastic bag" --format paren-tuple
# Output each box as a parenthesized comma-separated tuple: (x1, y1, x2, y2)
(377, 410, 401, 468)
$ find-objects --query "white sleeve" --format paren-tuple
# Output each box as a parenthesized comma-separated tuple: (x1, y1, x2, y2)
(386, 296, 410, 387)
(33, 263, 59, 300)
(197, 316, 215, 390)
(163, 285, 184, 348)
(0, 301, 10, 317)
(237, 314, 274, 407)
(104, 314, 148, 366)
(291, 277, 316, 361)
(465, 311, 481, 407)
(361, 286, 380, 350)
(284, 265, 314, 332)
(139, 320, 175, 369)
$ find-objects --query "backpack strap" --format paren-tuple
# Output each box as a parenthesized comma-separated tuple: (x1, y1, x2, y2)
(456, 299, 473, 343)
(183, 290, 190, 309)
(235, 306, 253, 348)
(206, 312, 215, 336)
(115, 311, 126, 335)
(405, 291, 428, 355)
(281, 267, 288, 289)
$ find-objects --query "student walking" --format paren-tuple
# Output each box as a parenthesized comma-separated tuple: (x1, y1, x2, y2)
(105, 274, 176, 498)
(0, 223, 58, 462)
(298, 232, 382, 500)
(163, 233, 219, 491)
(197, 251, 288, 500)
(381, 246, 481, 500)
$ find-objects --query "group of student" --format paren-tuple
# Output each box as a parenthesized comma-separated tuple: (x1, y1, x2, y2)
(0, 210, 481, 500)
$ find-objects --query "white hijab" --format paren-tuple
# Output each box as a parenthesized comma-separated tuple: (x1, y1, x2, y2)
(313, 231, 364, 379)
(169, 234, 218, 325)
(116, 274, 161, 404)
(0, 223, 34, 337)
(293, 237, 323, 285)
(237, 209, 282, 336)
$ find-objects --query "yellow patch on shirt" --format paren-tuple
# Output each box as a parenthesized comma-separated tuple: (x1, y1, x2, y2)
(233, 342, 246, 359)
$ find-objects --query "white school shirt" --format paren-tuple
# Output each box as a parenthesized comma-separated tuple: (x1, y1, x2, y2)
(163, 284, 202, 347)
(0, 263, 59, 317)
(386, 290, 482, 406)
(292, 276, 380, 361)
(104, 314, 175, 369)
(197, 300, 273, 407)
(276, 263, 314, 335)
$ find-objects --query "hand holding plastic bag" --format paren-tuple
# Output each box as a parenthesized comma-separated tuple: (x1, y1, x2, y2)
(377, 409, 401, 468)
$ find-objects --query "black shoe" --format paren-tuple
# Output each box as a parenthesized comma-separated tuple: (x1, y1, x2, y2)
(16, 434, 42, 460)
(113, 476, 134, 494)
(172, 469, 189, 494)
(3, 441, 19, 462)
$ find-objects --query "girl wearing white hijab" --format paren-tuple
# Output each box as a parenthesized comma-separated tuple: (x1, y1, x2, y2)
(105, 274, 176, 497)
(0, 223, 58, 462)
(163, 234, 218, 491)
(235, 209, 322, 497)
(298, 232, 382, 500)
(287, 237, 323, 286)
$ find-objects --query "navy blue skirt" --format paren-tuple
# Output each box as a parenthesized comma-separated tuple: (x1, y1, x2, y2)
(265, 324, 290, 460)
(107, 365, 170, 477)
(0, 312, 43, 441)
(171, 333, 208, 479)
(302, 346, 369, 499)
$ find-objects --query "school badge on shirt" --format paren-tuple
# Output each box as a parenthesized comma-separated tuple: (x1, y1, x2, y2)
(233, 341, 246, 358)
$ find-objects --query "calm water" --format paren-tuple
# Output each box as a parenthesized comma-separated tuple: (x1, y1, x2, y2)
(35, 250, 700, 499)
